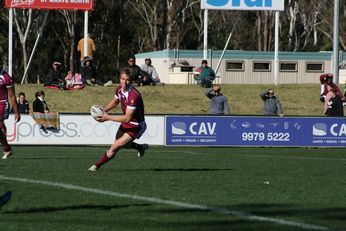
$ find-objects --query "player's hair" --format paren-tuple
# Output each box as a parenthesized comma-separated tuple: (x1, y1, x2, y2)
(18, 92, 26, 97)
(35, 90, 45, 98)
(120, 68, 133, 82)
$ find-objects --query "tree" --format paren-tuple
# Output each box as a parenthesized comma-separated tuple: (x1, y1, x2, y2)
(59, 10, 78, 73)
(13, 8, 33, 83)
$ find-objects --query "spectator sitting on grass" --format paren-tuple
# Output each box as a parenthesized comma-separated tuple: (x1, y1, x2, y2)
(45, 61, 64, 89)
(80, 56, 103, 86)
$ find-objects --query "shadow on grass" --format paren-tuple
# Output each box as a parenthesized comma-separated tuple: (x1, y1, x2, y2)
(151, 204, 346, 231)
(15, 157, 96, 160)
(121, 168, 234, 172)
(151, 168, 234, 172)
(6, 203, 151, 214)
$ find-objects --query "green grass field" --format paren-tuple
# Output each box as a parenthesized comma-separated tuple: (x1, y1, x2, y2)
(1, 146, 345, 231)
(15, 83, 336, 116)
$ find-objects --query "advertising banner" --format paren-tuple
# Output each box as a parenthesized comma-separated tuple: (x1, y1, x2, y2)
(4, 0, 93, 10)
(201, 0, 285, 11)
(166, 116, 346, 147)
(5, 114, 164, 145)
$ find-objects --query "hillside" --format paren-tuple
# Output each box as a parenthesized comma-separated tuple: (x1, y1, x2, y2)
(14, 84, 342, 116)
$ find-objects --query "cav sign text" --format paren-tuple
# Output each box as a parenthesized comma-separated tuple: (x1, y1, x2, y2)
(201, 0, 285, 11)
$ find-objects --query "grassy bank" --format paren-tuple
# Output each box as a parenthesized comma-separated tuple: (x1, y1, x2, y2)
(14, 84, 339, 116)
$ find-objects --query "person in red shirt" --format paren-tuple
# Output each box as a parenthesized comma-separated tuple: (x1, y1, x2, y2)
(0, 58, 20, 160)
(320, 73, 343, 102)
(88, 68, 148, 172)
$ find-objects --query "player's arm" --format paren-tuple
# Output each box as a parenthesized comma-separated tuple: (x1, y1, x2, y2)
(8, 86, 20, 122)
(103, 97, 119, 112)
(97, 107, 135, 123)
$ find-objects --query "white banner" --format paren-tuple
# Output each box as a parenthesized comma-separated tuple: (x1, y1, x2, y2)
(5, 114, 165, 145)
(201, 0, 284, 11)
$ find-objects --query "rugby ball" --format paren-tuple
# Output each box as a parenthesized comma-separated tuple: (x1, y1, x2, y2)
(90, 105, 105, 120)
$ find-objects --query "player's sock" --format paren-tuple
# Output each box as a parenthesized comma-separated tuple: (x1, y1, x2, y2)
(0, 129, 10, 153)
(95, 152, 111, 168)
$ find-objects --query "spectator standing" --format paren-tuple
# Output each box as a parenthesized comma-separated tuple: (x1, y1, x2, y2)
(14, 92, 29, 114)
(140, 57, 164, 85)
(80, 56, 103, 86)
(77, 33, 96, 65)
(260, 89, 284, 116)
(88, 68, 148, 172)
(125, 57, 149, 86)
(194, 60, 215, 88)
(33, 90, 49, 113)
(205, 84, 230, 115)
(324, 87, 344, 117)
(0, 58, 21, 160)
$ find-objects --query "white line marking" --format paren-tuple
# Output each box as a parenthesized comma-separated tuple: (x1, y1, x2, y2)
(0, 175, 337, 231)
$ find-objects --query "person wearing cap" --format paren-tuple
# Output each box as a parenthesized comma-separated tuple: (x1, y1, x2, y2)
(0, 58, 21, 160)
(195, 60, 215, 88)
(80, 56, 103, 86)
(45, 61, 64, 89)
(140, 57, 164, 86)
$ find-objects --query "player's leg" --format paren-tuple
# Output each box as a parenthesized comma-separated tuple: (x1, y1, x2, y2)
(88, 133, 134, 172)
(118, 123, 148, 157)
(0, 107, 13, 160)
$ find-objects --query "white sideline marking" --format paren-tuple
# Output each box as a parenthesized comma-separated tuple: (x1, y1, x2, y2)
(0, 175, 336, 231)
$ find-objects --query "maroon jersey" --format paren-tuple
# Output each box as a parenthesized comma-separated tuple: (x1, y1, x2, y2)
(114, 85, 145, 128)
(0, 70, 13, 119)
(0, 70, 13, 103)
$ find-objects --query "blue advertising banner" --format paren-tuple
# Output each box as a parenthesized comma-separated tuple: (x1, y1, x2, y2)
(166, 116, 346, 147)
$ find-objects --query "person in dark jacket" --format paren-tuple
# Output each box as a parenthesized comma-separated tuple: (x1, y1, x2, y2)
(260, 89, 283, 116)
(125, 57, 149, 86)
(80, 56, 103, 86)
(11, 92, 29, 114)
(45, 61, 64, 88)
(324, 88, 344, 117)
(205, 84, 230, 115)
(33, 90, 49, 113)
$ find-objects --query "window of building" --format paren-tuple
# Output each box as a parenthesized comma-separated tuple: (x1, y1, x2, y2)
(279, 61, 297, 72)
(253, 61, 271, 72)
(306, 62, 324, 72)
(225, 61, 244, 71)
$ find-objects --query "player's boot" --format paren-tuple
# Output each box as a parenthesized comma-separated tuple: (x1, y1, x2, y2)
(0, 191, 12, 208)
(2, 151, 13, 160)
(138, 144, 149, 157)
(88, 165, 98, 172)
